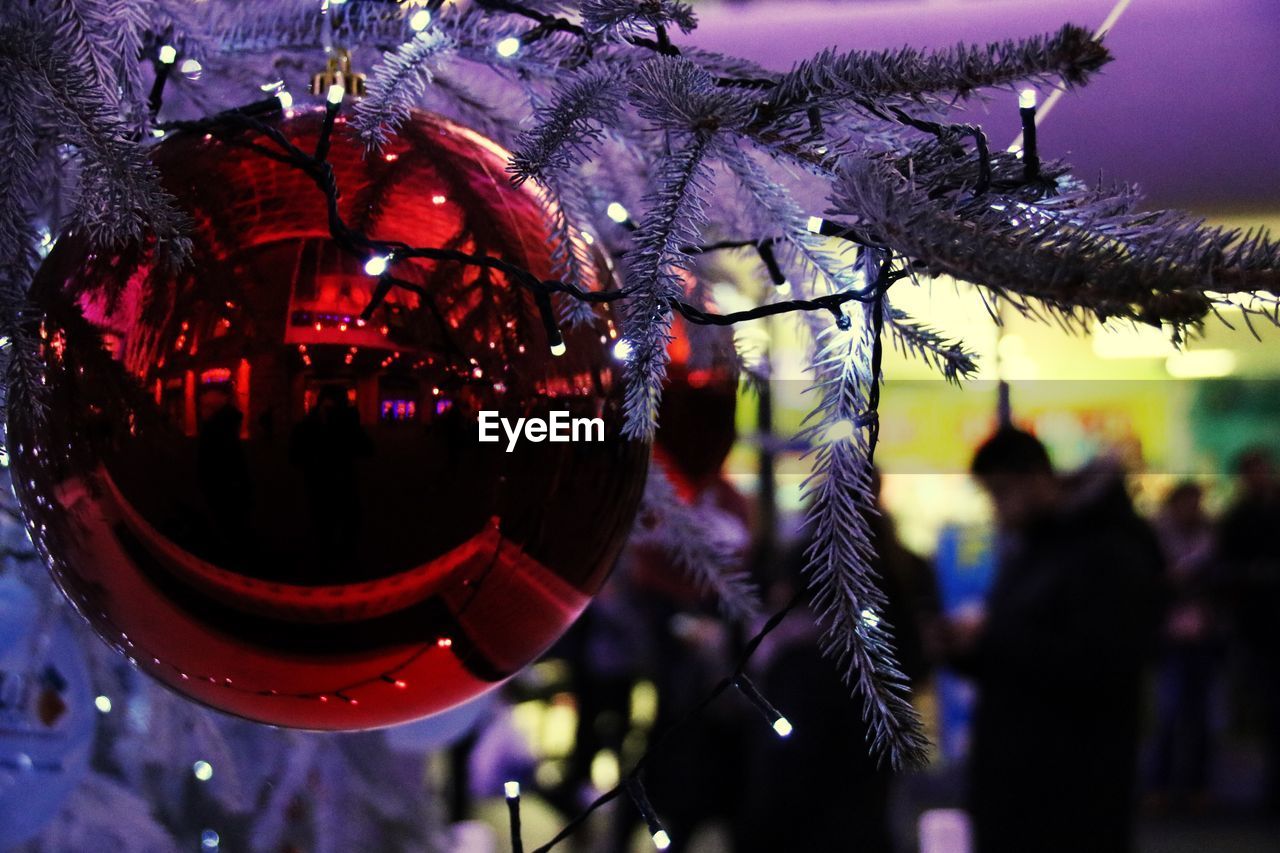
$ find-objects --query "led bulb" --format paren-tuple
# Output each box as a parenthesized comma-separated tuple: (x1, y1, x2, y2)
(276, 90, 294, 110)
(364, 255, 390, 277)
(652, 830, 672, 850)
(180, 58, 202, 75)
(772, 717, 794, 738)
(776, 280, 792, 296)
(94, 695, 112, 713)
(1019, 88, 1037, 110)
(409, 9, 432, 31)
(504, 781, 521, 799)
(606, 202, 630, 224)
(192, 760, 213, 781)
(550, 341, 567, 357)
(327, 83, 345, 105)
(496, 36, 521, 58)
(861, 608, 880, 628)
(806, 215, 825, 234)
(612, 339, 633, 361)
(158, 45, 177, 65)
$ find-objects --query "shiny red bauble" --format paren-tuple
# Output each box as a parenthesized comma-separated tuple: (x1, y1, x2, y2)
(8, 107, 648, 729)
(656, 315, 739, 499)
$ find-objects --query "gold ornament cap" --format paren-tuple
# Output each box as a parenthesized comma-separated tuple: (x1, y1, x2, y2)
(310, 49, 366, 98)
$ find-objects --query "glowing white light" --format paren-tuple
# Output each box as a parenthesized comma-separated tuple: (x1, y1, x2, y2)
(504, 781, 521, 799)
(496, 36, 521, 58)
(192, 760, 213, 781)
(94, 695, 112, 713)
(861, 608, 880, 628)
(613, 339, 633, 361)
(606, 202, 630, 224)
(1019, 88, 1037, 110)
(806, 216, 825, 234)
(180, 58, 202, 75)
(276, 90, 294, 110)
(652, 830, 672, 850)
(776, 280, 792, 296)
(550, 341, 567, 357)
(431, 194, 447, 205)
(581, 231, 595, 245)
(150, 128, 166, 138)
(158, 45, 177, 65)
(327, 83, 345, 105)
(201, 830, 220, 849)
(364, 254, 391, 276)
(772, 717, 794, 738)
(409, 9, 432, 31)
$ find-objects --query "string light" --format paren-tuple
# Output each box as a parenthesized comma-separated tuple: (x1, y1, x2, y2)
(201, 830, 220, 850)
(409, 8, 432, 31)
(861, 608, 880, 629)
(275, 90, 294, 110)
(505, 781, 524, 853)
(606, 202, 630, 223)
(192, 760, 213, 781)
(549, 341, 567, 357)
(734, 675, 794, 739)
(652, 830, 672, 850)
(157, 45, 177, 65)
(180, 58, 203, 77)
(94, 695, 112, 713)
(1018, 88, 1041, 181)
(326, 83, 345, 105)
(363, 254, 391, 276)
(612, 339, 633, 361)
(496, 36, 521, 58)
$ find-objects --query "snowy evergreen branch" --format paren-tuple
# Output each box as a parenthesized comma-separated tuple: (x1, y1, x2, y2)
(620, 58, 730, 439)
(632, 463, 762, 623)
(798, 283, 928, 768)
(508, 65, 623, 184)
(354, 30, 454, 150)
(540, 172, 601, 325)
(764, 24, 1111, 117)
(0, 22, 188, 258)
(51, 0, 152, 118)
(580, 0, 696, 44)
(830, 154, 1280, 327)
(885, 306, 978, 383)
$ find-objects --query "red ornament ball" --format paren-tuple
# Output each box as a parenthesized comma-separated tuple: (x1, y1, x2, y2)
(9, 107, 648, 729)
(656, 314, 739, 499)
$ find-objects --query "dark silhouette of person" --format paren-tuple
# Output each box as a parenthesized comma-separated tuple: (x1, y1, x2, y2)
(1148, 481, 1222, 812)
(736, 474, 937, 853)
(1218, 447, 1280, 813)
(289, 385, 374, 581)
(954, 428, 1164, 853)
(196, 386, 252, 558)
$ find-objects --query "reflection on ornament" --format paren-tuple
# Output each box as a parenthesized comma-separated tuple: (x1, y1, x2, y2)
(656, 314, 738, 500)
(10, 107, 648, 730)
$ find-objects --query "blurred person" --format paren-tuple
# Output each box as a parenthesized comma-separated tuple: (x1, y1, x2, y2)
(954, 428, 1164, 853)
(1218, 447, 1280, 813)
(736, 475, 937, 853)
(197, 385, 252, 554)
(1148, 481, 1222, 812)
